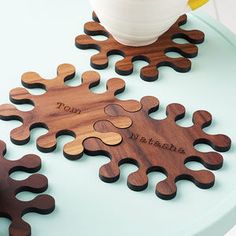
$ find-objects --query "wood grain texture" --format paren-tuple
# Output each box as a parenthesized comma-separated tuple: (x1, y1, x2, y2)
(75, 13, 205, 81)
(0, 64, 141, 159)
(0, 140, 55, 236)
(84, 96, 231, 200)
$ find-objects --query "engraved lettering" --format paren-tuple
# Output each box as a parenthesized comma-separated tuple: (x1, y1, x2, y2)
(162, 143, 169, 149)
(169, 144, 177, 152)
(57, 102, 65, 109)
(56, 102, 81, 114)
(71, 107, 80, 114)
(129, 132, 139, 140)
(129, 132, 185, 154)
(178, 148, 186, 154)
(140, 137, 147, 143)
(148, 138, 154, 145)
(154, 141, 161, 147)
(64, 106, 71, 112)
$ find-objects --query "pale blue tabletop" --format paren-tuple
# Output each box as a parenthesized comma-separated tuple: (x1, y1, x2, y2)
(0, 1, 236, 236)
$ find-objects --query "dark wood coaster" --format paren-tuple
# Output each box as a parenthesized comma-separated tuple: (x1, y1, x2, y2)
(0, 140, 55, 236)
(0, 64, 141, 159)
(75, 13, 205, 81)
(84, 96, 231, 200)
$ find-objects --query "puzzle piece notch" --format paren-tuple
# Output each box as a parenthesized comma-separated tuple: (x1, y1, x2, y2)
(75, 13, 205, 81)
(0, 64, 141, 159)
(0, 140, 55, 236)
(84, 96, 231, 200)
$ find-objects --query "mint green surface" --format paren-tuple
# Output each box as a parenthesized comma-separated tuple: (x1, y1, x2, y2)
(0, 1, 236, 235)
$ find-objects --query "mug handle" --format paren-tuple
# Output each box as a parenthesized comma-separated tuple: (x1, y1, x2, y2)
(188, 0, 209, 10)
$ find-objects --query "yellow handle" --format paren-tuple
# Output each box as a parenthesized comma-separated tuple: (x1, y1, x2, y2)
(188, 0, 209, 10)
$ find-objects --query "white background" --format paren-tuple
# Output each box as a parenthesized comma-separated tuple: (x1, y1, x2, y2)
(201, 0, 236, 34)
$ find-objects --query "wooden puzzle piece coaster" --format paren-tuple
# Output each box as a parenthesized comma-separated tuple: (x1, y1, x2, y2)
(0, 140, 55, 236)
(75, 13, 205, 82)
(84, 96, 231, 200)
(0, 64, 141, 159)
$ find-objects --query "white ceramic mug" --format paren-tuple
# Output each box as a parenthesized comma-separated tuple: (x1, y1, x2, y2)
(89, 0, 209, 46)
